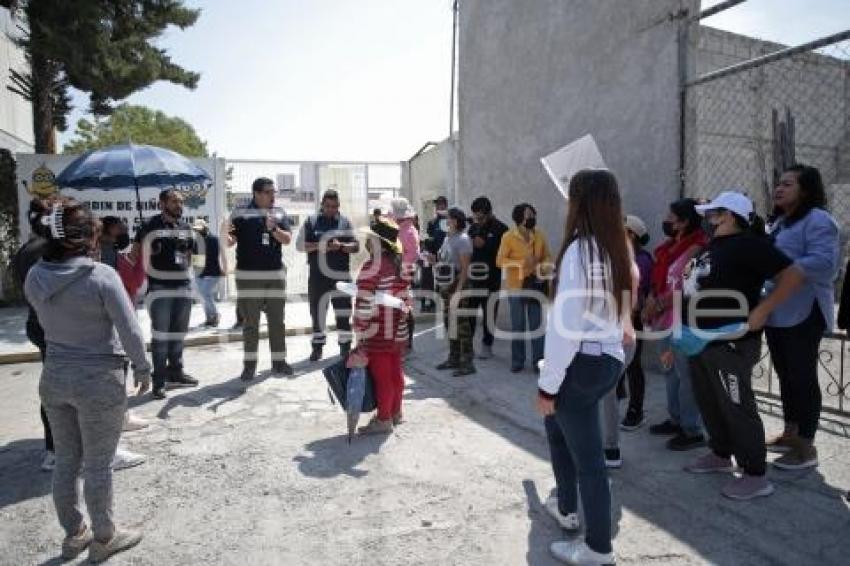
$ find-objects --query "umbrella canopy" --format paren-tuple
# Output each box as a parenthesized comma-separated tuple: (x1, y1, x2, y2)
(56, 143, 210, 189)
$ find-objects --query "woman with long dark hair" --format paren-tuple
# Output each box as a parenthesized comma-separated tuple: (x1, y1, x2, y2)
(24, 199, 152, 563)
(537, 169, 634, 565)
(764, 164, 840, 469)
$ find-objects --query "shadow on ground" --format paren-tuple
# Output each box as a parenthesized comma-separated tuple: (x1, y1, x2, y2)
(294, 433, 389, 479)
(0, 438, 52, 509)
(405, 322, 850, 565)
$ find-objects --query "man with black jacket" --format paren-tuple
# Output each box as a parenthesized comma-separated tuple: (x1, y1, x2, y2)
(296, 189, 358, 362)
(467, 196, 508, 359)
(421, 196, 449, 312)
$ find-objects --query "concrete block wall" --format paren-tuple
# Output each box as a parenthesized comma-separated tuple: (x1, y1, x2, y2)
(456, 0, 697, 250)
(688, 26, 850, 214)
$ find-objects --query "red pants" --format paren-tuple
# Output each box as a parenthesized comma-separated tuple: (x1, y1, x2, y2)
(367, 351, 404, 421)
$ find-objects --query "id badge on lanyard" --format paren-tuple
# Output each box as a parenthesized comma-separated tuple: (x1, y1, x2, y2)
(262, 232, 270, 246)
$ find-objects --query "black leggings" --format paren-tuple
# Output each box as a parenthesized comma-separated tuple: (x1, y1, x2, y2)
(765, 304, 826, 440)
(28, 315, 53, 452)
(625, 318, 646, 414)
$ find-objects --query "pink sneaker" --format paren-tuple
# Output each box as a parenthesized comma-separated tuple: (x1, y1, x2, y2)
(684, 452, 735, 474)
(722, 475, 774, 500)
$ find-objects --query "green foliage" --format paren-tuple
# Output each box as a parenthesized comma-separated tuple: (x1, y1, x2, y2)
(4, 0, 201, 152)
(64, 104, 208, 157)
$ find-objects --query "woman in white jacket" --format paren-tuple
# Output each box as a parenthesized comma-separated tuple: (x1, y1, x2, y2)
(537, 169, 635, 566)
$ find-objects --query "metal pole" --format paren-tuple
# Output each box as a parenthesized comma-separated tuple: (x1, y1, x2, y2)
(694, 0, 748, 21)
(449, 0, 458, 137)
(687, 29, 850, 87)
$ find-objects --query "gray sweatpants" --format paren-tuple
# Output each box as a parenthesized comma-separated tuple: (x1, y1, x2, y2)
(600, 342, 637, 450)
(40, 358, 127, 541)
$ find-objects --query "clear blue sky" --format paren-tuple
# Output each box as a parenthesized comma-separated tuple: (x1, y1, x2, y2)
(58, 0, 849, 162)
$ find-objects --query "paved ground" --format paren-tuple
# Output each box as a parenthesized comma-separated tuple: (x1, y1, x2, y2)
(0, 300, 335, 363)
(0, 326, 848, 565)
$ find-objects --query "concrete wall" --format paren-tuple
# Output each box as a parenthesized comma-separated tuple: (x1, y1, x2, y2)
(407, 136, 457, 220)
(457, 0, 697, 249)
(0, 8, 33, 153)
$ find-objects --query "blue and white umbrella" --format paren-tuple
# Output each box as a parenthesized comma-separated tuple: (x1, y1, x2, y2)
(56, 143, 211, 222)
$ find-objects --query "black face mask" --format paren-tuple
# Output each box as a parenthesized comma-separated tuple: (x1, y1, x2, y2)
(115, 233, 131, 250)
(661, 221, 676, 238)
(524, 217, 537, 230)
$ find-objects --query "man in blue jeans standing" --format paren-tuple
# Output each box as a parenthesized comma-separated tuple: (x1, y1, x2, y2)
(132, 189, 198, 399)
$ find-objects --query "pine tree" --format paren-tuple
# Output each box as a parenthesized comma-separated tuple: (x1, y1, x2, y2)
(2, 0, 200, 153)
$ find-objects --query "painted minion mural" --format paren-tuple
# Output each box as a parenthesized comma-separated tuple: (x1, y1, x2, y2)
(25, 163, 60, 199)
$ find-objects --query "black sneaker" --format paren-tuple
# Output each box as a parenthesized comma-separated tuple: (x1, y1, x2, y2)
(152, 387, 167, 400)
(620, 409, 646, 431)
(649, 419, 682, 436)
(240, 363, 256, 382)
(453, 366, 477, 377)
(510, 366, 523, 373)
(272, 361, 294, 377)
(604, 448, 622, 468)
(309, 346, 323, 362)
(167, 373, 198, 389)
(666, 432, 706, 451)
(436, 360, 459, 370)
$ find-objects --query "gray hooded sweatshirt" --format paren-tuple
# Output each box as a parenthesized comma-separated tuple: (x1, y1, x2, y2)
(24, 256, 151, 373)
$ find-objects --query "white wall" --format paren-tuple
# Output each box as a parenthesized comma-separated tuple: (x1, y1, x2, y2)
(0, 8, 34, 153)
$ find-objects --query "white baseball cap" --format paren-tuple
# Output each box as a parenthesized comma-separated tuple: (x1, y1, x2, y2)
(695, 191, 754, 220)
(624, 215, 647, 238)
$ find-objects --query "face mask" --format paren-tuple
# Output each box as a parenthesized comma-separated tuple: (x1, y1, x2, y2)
(524, 217, 537, 230)
(705, 219, 722, 239)
(662, 221, 676, 237)
(115, 233, 131, 250)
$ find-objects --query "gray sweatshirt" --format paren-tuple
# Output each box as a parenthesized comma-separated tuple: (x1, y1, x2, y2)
(24, 256, 151, 374)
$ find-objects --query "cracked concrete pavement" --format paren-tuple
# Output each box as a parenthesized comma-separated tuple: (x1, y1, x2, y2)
(1, 325, 848, 565)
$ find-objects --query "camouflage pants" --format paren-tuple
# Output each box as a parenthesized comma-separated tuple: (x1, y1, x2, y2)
(441, 287, 475, 369)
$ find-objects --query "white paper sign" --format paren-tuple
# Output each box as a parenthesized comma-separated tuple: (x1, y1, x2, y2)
(540, 134, 608, 199)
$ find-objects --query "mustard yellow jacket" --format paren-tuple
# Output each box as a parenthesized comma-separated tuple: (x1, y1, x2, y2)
(496, 226, 552, 290)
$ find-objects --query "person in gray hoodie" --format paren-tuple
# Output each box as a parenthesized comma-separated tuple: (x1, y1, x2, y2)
(24, 199, 151, 564)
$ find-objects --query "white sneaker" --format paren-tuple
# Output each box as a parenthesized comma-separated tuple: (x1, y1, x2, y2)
(544, 495, 580, 530)
(551, 539, 615, 565)
(112, 447, 146, 471)
(123, 412, 150, 432)
(41, 451, 56, 472)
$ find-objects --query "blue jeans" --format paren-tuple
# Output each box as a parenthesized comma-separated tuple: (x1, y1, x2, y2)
(665, 342, 703, 435)
(508, 295, 544, 369)
(147, 285, 192, 387)
(196, 276, 221, 320)
(544, 352, 623, 554)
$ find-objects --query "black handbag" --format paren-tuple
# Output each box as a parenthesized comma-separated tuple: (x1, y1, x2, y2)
(322, 356, 377, 412)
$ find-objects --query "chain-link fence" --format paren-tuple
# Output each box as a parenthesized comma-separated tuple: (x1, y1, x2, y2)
(681, 21, 850, 419)
(682, 26, 850, 235)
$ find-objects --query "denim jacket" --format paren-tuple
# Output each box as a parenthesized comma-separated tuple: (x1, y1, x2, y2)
(766, 208, 840, 331)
